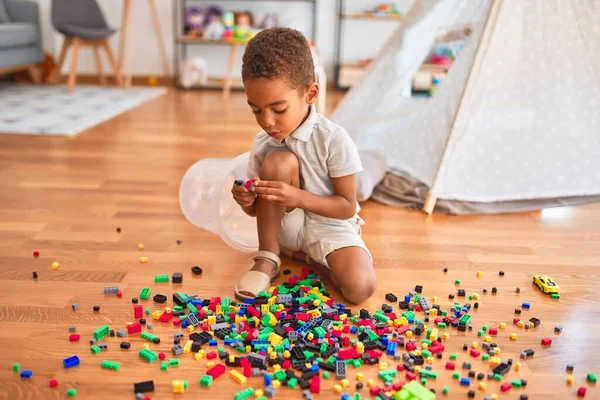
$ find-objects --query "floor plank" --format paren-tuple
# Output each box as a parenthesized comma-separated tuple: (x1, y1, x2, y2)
(0, 88, 598, 399)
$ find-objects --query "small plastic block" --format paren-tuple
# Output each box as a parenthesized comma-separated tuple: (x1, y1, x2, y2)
(587, 374, 597, 383)
(566, 364, 575, 372)
(577, 387, 586, 397)
(140, 256, 149, 264)
(192, 266, 203, 275)
(93, 305, 100, 312)
(51, 261, 59, 270)
(522, 302, 531, 309)
(49, 379, 58, 388)
(63, 355, 80, 368)
(500, 383, 512, 392)
(200, 375, 213, 387)
(567, 375, 575, 385)
(20, 370, 33, 378)
(32, 271, 38, 279)
(460, 377, 471, 386)
(541, 338, 552, 346)
(69, 334, 80, 342)
(11, 364, 19, 373)
(101, 360, 121, 370)
(33, 251, 39, 257)
(67, 388, 76, 397)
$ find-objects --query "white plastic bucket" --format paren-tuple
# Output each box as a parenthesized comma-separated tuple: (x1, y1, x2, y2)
(179, 152, 259, 252)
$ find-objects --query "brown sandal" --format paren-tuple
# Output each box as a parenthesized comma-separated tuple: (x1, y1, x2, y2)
(234, 251, 281, 300)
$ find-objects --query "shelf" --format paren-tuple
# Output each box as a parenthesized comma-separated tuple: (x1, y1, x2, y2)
(343, 13, 402, 20)
(177, 36, 249, 45)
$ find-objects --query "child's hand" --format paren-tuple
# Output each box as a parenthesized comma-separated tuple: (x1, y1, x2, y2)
(253, 180, 303, 208)
(232, 177, 259, 207)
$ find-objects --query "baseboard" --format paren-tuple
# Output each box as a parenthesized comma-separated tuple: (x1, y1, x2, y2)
(56, 73, 175, 87)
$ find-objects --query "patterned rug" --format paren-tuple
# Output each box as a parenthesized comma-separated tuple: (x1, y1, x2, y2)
(0, 84, 166, 136)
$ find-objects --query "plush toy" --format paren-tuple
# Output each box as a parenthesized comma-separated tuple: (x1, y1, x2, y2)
(233, 11, 253, 42)
(181, 57, 208, 89)
(222, 11, 234, 40)
(202, 6, 224, 40)
(185, 7, 205, 37)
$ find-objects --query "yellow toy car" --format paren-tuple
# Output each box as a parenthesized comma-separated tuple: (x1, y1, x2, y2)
(533, 275, 560, 294)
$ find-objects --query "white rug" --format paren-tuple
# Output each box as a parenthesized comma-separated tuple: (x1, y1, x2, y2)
(0, 84, 166, 136)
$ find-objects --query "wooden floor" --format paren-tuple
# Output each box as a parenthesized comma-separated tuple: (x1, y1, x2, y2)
(0, 88, 598, 400)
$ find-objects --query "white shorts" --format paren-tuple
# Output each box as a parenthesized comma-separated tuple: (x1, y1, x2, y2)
(278, 208, 372, 269)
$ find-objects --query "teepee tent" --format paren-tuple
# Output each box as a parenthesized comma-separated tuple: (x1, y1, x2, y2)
(332, 0, 600, 214)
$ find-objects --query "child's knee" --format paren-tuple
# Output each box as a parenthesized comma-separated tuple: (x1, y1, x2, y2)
(341, 277, 376, 305)
(261, 151, 299, 179)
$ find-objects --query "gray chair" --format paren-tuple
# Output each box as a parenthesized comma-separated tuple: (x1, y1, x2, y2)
(0, 0, 43, 82)
(50, 0, 122, 92)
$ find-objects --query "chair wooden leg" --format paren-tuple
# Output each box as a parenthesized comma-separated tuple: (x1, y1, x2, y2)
(103, 39, 123, 88)
(94, 45, 106, 85)
(26, 65, 42, 84)
(50, 37, 72, 84)
(67, 38, 81, 93)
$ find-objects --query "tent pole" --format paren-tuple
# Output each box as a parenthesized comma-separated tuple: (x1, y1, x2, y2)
(423, 0, 502, 214)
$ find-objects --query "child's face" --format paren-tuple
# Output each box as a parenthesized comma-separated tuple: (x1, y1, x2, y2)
(245, 77, 318, 141)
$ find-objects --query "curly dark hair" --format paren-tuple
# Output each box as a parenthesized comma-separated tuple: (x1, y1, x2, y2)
(242, 27, 315, 90)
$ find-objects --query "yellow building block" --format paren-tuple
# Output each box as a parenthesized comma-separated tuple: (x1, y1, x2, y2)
(305, 363, 312, 369)
(379, 362, 388, 369)
(442, 333, 450, 340)
(515, 362, 521, 372)
(479, 382, 487, 391)
(268, 296, 277, 305)
(139, 256, 148, 264)
(272, 364, 281, 371)
(333, 384, 342, 394)
(426, 357, 434, 364)
(490, 357, 501, 367)
(341, 379, 350, 388)
(471, 341, 479, 349)
(269, 352, 277, 360)
(261, 304, 269, 314)
(484, 335, 493, 343)
(306, 332, 314, 341)
(491, 394, 498, 400)
(172, 380, 186, 394)
(216, 305, 223, 314)
(414, 366, 421, 374)
(143, 343, 149, 349)
(430, 329, 438, 342)
(269, 333, 283, 346)
(473, 293, 480, 300)
(510, 333, 518, 341)
(207, 361, 215, 368)
(406, 331, 413, 338)
(138, 244, 145, 251)
(313, 300, 321, 306)
(422, 343, 429, 350)
(272, 381, 281, 388)
(432, 296, 438, 303)
(356, 373, 364, 382)
(567, 375, 574, 385)
(356, 343, 365, 354)
(477, 270, 482, 278)
(246, 345, 251, 354)
(51, 262, 60, 270)
(283, 350, 291, 359)
(255, 389, 264, 397)
(430, 308, 438, 316)
(517, 321, 525, 328)
(152, 310, 163, 320)
(187, 325, 195, 332)
(494, 347, 501, 355)
(229, 370, 247, 385)
(207, 316, 216, 325)
(367, 379, 375, 388)
(183, 340, 193, 354)
(499, 322, 507, 330)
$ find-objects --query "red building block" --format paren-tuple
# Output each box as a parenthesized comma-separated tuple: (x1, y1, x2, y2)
(243, 364, 252, 377)
(282, 359, 291, 370)
(134, 305, 143, 319)
(49, 379, 58, 388)
(500, 383, 512, 392)
(338, 349, 360, 360)
(127, 322, 142, 335)
(429, 344, 445, 354)
(470, 349, 481, 358)
(33, 251, 40, 257)
(392, 383, 404, 391)
(445, 362, 455, 370)
(342, 326, 350, 334)
(342, 337, 350, 347)
(172, 317, 182, 326)
(513, 318, 520, 324)
(159, 311, 173, 323)
(117, 291, 122, 297)
(406, 372, 417, 381)
(406, 342, 417, 351)
(541, 338, 552, 346)
(206, 364, 225, 379)
(206, 351, 217, 360)
(370, 387, 382, 396)
(577, 387, 586, 397)
(158, 352, 166, 360)
(397, 364, 405, 372)
(309, 376, 320, 394)
(489, 328, 498, 335)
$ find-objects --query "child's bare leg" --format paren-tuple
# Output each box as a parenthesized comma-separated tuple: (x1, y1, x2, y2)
(327, 247, 376, 304)
(251, 150, 300, 275)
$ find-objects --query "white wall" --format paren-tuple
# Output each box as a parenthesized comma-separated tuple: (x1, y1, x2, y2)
(36, 0, 413, 79)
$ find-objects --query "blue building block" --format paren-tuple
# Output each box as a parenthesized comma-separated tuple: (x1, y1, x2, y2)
(181, 320, 189, 329)
(63, 355, 80, 369)
(20, 370, 33, 378)
(405, 295, 411, 303)
(224, 339, 235, 346)
(239, 308, 246, 316)
(386, 341, 397, 356)
(350, 326, 358, 334)
(244, 298, 256, 304)
(264, 374, 272, 386)
(460, 377, 471, 386)
(341, 394, 350, 400)
(382, 336, 389, 346)
(522, 302, 531, 309)
(208, 339, 218, 346)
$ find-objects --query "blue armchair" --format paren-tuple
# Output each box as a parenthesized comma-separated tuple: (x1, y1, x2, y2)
(0, 0, 43, 81)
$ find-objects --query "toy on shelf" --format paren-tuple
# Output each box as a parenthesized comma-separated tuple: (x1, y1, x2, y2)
(185, 7, 205, 37)
(222, 12, 234, 40)
(369, 3, 402, 17)
(233, 11, 254, 42)
(202, 6, 224, 40)
(533, 274, 560, 294)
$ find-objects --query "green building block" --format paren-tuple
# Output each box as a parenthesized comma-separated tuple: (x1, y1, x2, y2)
(422, 339, 432, 346)
(551, 293, 560, 300)
(482, 354, 490, 361)
(173, 305, 183, 313)
(587, 373, 597, 383)
(274, 370, 286, 381)
(420, 369, 437, 380)
(145, 307, 151, 315)
(67, 388, 77, 397)
(287, 378, 298, 388)
(450, 353, 457, 360)
(452, 372, 460, 379)
(12, 363, 20, 372)
(442, 385, 449, 395)
(402, 311, 416, 321)
(160, 361, 168, 371)
(478, 330, 484, 337)
(437, 322, 446, 329)
(154, 274, 169, 283)
(94, 325, 110, 341)
(494, 373, 502, 381)
(199, 375, 213, 387)
(441, 310, 448, 316)
(378, 369, 398, 379)
(421, 350, 432, 358)
(139, 348, 158, 363)
(420, 377, 427, 386)
(323, 371, 330, 379)
(394, 381, 435, 400)
(90, 345, 101, 354)
(469, 295, 474, 300)
(141, 331, 157, 342)
(354, 394, 362, 400)
(511, 379, 522, 388)
(169, 358, 180, 367)
(234, 387, 254, 400)
(187, 303, 198, 315)
(100, 360, 120, 370)
(482, 324, 489, 332)
(140, 288, 150, 299)
(352, 359, 362, 368)
(455, 279, 461, 285)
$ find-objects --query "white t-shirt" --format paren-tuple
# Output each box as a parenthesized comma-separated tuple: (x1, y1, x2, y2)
(248, 104, 363, 222)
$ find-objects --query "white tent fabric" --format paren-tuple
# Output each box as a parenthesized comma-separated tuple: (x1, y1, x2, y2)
(332, 0, 600, 211)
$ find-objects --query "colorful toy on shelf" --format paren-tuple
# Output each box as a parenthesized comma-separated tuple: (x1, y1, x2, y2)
(185, 7, 205, 37)
(222, 12, 235, 40)
(202, 6, 224, 40)
(233, 11, 253, 42)
(533, 274, 560, 294)
(370, 3, 402, 17)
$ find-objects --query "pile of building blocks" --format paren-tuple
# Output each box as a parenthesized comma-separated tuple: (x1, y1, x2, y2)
(14, 263, 598, 400)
